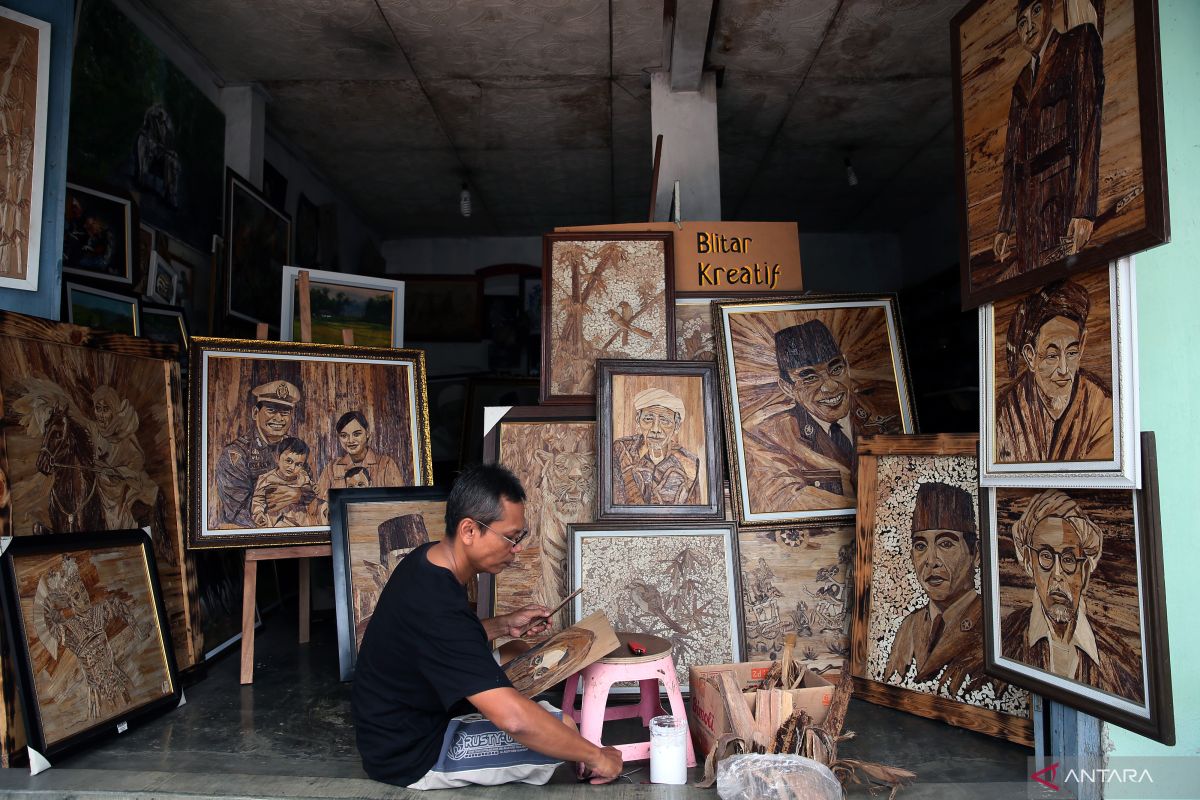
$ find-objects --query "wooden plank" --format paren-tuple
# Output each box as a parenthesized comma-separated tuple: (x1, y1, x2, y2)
(647, 133, 663, 222)
(857, 433, 979, 457)
(240, 558, 258, 685)
(718, 670, 756, 747)
(297, 269, 312, 343)
(298, 558, 311, 645)
(244, 544, 332, 562)
(849, 454, 878, 679)
(341, 329, 355, 346)
(255, 321, 268, 339)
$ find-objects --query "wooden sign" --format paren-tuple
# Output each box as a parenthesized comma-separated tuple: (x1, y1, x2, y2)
(556, 222, 803, 295)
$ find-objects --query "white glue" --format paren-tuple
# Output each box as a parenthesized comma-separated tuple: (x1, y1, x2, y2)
(649, 714, 688, 785)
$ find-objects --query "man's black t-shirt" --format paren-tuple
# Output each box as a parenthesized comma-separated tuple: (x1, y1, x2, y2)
(351, 542, 511, 785)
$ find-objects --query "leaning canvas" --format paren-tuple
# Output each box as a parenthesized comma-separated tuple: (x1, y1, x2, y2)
(0, 531, 180, 759)
(279, 266, 405, 348)
(188, 337, 432, 549)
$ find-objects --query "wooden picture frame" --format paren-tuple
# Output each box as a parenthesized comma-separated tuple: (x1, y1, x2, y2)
(62, 182, 135, 286)
(569, 522, 743, 694)
(541, 232, 675, 403)
(851, 434, 1034, 746)
(396, 274, 483, 342)
(479, 405, 595, 630)
(980, 258, 1138, 488)
(223, 168, 292, 325)
(0, 530, 180, 760)
(674, 293, 779, 361)
(459, 376, 540, 468)
(981, 431, 1173, 744)
(713, 294, 917, 529)
(146, 251, 179, 305)
(0, 6, 50, 291)
(64, 281, 141, 337)
(279, 266, 405, 348)
(595, 359, 723, 521)
(329, 486, 448, 681)
(188, 337, 432, 549)
(952, 0, 1168, 310)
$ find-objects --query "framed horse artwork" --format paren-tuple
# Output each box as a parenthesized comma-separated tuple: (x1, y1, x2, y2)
(0, 309, 199, 763)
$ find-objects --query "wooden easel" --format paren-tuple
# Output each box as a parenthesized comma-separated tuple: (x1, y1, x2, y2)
(239, 270, 355, 684)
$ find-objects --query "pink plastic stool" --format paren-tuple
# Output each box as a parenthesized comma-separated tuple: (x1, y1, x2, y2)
(562, 632, 697, 766)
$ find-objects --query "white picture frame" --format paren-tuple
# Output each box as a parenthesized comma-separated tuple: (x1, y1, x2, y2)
(0, 7, 50, 291)
(979, 258, 1139, 488)
(279, 266, 405, 348)
(146, 251, 179, 304)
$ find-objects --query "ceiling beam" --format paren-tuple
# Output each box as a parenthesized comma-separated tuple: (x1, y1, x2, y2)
(666, 0, 713, 92)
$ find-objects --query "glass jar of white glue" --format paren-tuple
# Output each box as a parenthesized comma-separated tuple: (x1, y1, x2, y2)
(649, 714, 688, 784)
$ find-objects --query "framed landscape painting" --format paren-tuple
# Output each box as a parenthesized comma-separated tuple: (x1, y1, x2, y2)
(541, 233, 674, 403)
(64, 281, 140, 336)
(280, 266, 404, 348)
(188, 337, 432, 549)
(0, 530, 180, 759)
(980, 258, 1138, 488)
(713, 294, 917, 528)
(981, 432, 1173, 744)
(851, 434, 1033, 745)
(224, 168, 291, 325)
(329, 486, 447, 680)
(952, 0, 1168, 309)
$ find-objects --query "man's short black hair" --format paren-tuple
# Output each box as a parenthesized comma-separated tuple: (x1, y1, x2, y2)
(775, 320, 842, 383)
(336, 410, 369, 433)
(444, 464, 526, 539)
(276, 436, 308, 457)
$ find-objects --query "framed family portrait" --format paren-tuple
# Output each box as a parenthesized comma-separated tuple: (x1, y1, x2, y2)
(480, 405, 595, 632)
(0, 310, 200, 674)
(64, 281, 141, 336)
(570, 522, 743, 694)
(981, 432, 1173, 744)
(713, 294, 917, 528)
(0, 530, 180, 760)
(0, 6, 50, 291)
(739, 524, 854, 675)
(330, 486, 447, 681)
(188, 337, 433, 549)
(595, 359, 723, 520)
(952, 0, 1168, 309)
(980, 258, 1138, 487)
(279, 266, 405, 348)
(62, 182, 134, 285)
(851, 434, 1034, 745)
(224, 168, 292, 325)
(541, 232, 674, 403)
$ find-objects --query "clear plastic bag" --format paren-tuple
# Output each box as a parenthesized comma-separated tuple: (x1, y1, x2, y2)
(717, 754, 842, 800)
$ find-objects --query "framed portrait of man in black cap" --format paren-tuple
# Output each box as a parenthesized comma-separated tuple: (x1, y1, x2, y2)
(850, 434, 1033, 745)
(712, 294, 917, 528)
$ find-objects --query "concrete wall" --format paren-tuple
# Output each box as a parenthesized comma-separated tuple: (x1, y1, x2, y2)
(1109, 0, 1200, 759)
(382, 236, 541, 276)
(0, 0, 74, 319)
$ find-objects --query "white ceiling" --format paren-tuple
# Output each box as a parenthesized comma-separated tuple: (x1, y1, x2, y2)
(144, 0, 962, 237)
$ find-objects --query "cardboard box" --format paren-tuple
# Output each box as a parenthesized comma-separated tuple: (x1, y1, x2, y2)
(688, 661, 834, 757)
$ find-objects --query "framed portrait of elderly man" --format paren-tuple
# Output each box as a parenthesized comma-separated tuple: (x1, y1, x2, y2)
(713, 294, 917, 528)
(188, 337, 432, 549)
(980, 259, 1138, 487)
(541, 232, 674, 403)
(981, 432, 1173, 744)
(329, 486, 447, 680)
(595, 359, 722, 521)
(851, 435, 1034, 745)
(952, 0, 1168, 310)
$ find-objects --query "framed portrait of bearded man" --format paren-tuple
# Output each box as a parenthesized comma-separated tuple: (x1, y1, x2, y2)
(952, 0, 1168, 310)
(980, 258, 1138, 487)
(713, 294, 917, 529)
(981, 433, 1173, 744)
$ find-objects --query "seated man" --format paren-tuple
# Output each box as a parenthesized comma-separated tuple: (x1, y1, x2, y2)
(351, 464, 622, 789)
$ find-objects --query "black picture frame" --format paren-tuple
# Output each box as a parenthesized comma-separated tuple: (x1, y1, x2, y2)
(223, 168, 292, 326)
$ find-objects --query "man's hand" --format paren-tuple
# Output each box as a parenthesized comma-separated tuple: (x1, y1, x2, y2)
(503, 604, 552, 639)
(579, 745, 623, 784)
(993, 232, 1012, 262)
(1067, 217, 1094, 254)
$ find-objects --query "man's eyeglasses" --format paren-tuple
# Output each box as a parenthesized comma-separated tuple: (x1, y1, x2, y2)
(1033, 545, 1083, 575)
(472, 519, 530, 549)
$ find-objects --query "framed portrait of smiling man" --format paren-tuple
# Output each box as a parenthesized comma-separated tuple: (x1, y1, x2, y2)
(188, 338, 432, 549)
(981, 433, 1173, 744)
(595, 359, 723, 521)
(952, 0, 1168, 310)
(851, 435, 1033, 745)
(980, 258, 1138, 487)
(713, 294, 917, 528)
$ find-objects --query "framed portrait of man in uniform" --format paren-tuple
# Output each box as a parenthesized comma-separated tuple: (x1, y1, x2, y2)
(981, 432, 1174, 745)
(188, 337, 433, 549)
(595, 359, 723, 521)
(952, 0, 1168, 310)
(713, 294, 917, 529)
